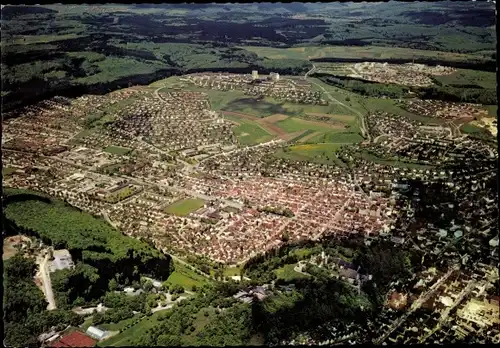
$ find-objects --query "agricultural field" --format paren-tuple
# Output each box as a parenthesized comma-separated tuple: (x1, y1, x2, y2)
(275, 117, 343, 133)
(223, 114, 275, 145)
(164, 198, 205, 217)
(104, 145, 132, 156)
(306, 131, 364, 144)
(10, 33, 83, 44)
(240, 45, 492, 63)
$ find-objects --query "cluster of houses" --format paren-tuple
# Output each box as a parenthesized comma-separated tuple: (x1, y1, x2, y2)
(347, 62, 455, 87)
(183, 72, 327, 104)
(367, 111, 451, 141)
(398, 99, 489, 121)
(370, 263, 499, 345)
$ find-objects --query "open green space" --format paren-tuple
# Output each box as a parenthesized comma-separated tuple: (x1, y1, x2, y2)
(99, 313, 144, 332)
(240, 45, 492, 63)
(275, 263, 310, 282)
(2, 167, 17, 177)
(433, 69, 496, 89)
(166, 261, 209, 290)
(307, 131, 364, 144)
(223, 114, 274, 145)
(460, 123, 483, 134)
(485, 105, 497, 117)
(103, 145, 132, 156)
(98, 311, 165, 347)
(233, 123, 274, 146)
(223, 265, 244, 277)
(11, 33, 83, 44)
(164, 198, 205, 216)
(274, 143, 344, 165)
(275, 117, 341, 133)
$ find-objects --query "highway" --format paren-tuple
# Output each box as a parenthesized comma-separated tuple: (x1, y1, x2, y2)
(304, 64, 371, 142)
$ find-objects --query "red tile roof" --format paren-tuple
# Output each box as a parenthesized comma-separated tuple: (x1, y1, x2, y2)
(50, 331, 97, 347)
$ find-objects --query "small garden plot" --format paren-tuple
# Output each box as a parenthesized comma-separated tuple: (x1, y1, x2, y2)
(164, 198, 205, 216)
(104, 145, 132, 156)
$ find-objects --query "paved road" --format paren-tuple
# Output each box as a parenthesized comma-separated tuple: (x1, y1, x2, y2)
(374, 265, 459, 344)
(40, 254, 57, 310)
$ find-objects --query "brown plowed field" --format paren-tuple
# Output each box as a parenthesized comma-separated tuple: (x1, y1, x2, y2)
(261, 114, 289, 123)
(257, 119, 286, 136)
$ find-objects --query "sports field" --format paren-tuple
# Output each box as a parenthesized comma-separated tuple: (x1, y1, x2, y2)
(104, 145, 132, 156)
(164, 198, 205, 216)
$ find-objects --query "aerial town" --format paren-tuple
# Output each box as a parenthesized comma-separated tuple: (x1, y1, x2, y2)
(2, 68, 498, 346)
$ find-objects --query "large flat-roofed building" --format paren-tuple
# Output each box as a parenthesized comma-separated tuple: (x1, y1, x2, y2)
(49, 249, 75, 272)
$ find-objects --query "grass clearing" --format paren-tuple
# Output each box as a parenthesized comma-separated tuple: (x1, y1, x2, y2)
(103, 145, 132, 156)
(11, 33, 83, 44)
(275, 117, 343, 133)
(433, 69, 496, 89)
(164, 198, 205, 216)
(460, 123, 483, 134)
(223, 114, 274, 145)
(98, 311, 164, 347)
(2, 167, 17, 177)
(166, 261, 209, 290)
(306, 131, 364, 144)
(223, 265, 244, 277)
(275, 263, 310, 282)
(99, 313, 143, 332)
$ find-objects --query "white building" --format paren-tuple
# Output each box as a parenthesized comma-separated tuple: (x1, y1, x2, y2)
(86, 326, 108, 341)
(252, 70, 259, 80)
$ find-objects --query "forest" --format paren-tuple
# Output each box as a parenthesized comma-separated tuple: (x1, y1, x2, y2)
(4, 254, 84, 346)
(314, 73, 498, 105)
(3, 188, 174, 307)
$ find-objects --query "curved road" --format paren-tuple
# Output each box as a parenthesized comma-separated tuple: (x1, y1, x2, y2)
(304, 65, 371, 142)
